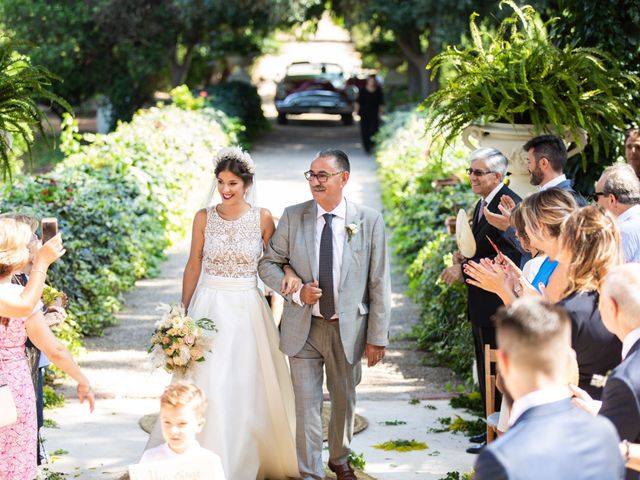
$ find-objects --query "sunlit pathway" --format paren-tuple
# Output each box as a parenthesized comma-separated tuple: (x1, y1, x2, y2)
(43, 23, 475, 480)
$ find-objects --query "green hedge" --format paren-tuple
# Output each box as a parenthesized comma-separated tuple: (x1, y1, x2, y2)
(376, 109, 476, 377)
(201, 81, 269, 147)
(1, 102, 231, 339)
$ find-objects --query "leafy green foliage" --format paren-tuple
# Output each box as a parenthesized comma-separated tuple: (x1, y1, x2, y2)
(347, 450, 366, 470)
(380, 420, 407, 426)
(423, 1, 639, 162)
(439, 471, 474, 480)
(376, 108, 475, 378)
(449, 391, 483, 417)
(373, 439, 428, 452)
(201, 82, 269, 147)
(0, 37, 71, 180)
(1, 103, 230, 336)
(43, 385, 65, 409)
(430, 415, 485, 436)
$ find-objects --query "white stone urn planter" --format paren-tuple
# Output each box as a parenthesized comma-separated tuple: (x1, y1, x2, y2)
(462, 122, 587, 197)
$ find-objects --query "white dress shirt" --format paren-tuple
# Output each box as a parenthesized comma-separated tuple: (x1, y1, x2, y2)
(508, 385, 571, 426)
(539, 174, 567, 191)
(622, 327, 640, 360)
(618, 204, 640, 263)
(292, 197, 346, 319)
(483, 182, 505, 205)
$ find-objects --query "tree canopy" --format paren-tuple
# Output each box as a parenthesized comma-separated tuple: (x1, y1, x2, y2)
(0, 0, 322, 127)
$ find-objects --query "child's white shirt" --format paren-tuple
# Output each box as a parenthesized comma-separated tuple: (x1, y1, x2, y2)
(139, 441, 225, 478)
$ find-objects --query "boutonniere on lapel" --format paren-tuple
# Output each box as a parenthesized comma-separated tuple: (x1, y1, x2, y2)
(346, 222, 361, 241)
(590, 370, 612, 389)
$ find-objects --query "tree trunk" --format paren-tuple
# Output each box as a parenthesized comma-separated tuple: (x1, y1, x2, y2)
(396, 27, 439, 99)
(170, 43, 196, 87)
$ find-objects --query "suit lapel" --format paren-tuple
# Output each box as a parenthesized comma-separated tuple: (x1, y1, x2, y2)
(339, 199, 358, 290)
(303, 203, 318, 279)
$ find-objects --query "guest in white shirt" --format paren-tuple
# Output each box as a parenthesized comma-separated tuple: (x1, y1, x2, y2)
(140, 382, 225, 478)
(595, 164, 640, 263)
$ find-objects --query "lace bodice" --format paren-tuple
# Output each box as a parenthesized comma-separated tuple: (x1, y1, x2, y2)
(202, 206, 263, 278)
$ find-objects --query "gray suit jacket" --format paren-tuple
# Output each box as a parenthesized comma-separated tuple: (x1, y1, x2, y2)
(258, 198, 391, 364)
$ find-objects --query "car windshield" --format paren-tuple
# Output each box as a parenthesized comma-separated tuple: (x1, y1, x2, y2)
(285, 63, 343, 80)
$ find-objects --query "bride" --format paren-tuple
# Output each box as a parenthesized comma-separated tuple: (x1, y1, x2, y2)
(149, 147, 300, 479)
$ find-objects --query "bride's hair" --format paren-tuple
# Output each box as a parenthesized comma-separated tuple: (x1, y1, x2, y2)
(214, 147, 254, 187)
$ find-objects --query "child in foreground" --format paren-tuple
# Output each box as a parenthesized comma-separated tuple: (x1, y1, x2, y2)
(140, 381, 225, 478)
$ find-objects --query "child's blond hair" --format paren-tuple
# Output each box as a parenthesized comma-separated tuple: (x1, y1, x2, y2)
(0, 218, 34, 277)
(160, 381, 207, 417)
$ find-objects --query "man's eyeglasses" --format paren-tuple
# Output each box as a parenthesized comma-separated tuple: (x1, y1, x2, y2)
(591, 191, 606, 202)
(304, 170, 344, 183)
(466, 168, 495, 177)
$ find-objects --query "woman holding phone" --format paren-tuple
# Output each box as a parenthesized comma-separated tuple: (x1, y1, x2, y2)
(0, 217, 64, 318)
(0, 217, 94, 479)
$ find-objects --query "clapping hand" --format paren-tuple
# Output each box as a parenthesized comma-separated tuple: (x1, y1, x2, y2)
(484, 195, 517, 232)
(569, 384, 600, 416)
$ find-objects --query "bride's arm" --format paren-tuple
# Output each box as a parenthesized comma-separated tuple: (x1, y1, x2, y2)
(181, 210, 206, 310)
(260, 208, 276, 246)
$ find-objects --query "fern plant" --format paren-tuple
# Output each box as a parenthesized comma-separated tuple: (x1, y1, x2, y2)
(422, 1, 639, 161)
(0, 36, 71, 180)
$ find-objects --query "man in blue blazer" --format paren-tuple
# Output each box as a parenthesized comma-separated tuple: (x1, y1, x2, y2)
(572, 263, 640, 479)
(474, 298, 624, 480)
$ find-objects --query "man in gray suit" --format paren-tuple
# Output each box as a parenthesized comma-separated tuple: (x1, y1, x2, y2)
(258, 149, 391, 480)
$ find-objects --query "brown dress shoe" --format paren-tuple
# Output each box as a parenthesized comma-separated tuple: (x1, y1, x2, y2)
(328, 461, 357, 480)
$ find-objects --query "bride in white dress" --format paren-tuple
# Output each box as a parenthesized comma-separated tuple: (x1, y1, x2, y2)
(150, 148, 300, 479)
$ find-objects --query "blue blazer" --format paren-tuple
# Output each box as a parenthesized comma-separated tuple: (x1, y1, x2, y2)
(600, 338, 640, 480)
(474, 398, 624, 480)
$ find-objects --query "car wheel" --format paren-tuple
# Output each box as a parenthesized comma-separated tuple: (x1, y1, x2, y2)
(341, 114, 353, 126)
(277, 112, 288, 125)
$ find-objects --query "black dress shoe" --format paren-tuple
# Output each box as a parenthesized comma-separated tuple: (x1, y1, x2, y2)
(466, 441, 486, 454)
(469, 432, 487, 444)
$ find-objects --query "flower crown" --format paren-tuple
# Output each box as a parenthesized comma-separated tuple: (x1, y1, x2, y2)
(213, 147, 255, 174)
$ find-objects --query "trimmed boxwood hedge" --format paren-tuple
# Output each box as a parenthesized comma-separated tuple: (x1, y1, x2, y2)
(1, 101, 232, 340)
(375, 108, 477, 377)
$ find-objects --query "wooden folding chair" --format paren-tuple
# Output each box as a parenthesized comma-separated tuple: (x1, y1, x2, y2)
(484, 344, 500, 443)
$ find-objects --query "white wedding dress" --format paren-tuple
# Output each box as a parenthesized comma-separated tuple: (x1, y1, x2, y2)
(148, 206, 299, 479)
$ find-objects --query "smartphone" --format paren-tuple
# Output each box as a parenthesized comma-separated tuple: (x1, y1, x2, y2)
(41, 218, 58, 244)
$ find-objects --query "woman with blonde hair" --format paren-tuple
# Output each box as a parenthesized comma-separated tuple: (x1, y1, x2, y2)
(0, 216, 64, 318)
(464, 188, 577, 304)
(553, 205, 623, 398)
(0, 218, 94, 479)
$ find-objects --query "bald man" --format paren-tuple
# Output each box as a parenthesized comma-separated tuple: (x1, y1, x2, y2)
(572, 263, 640, 479)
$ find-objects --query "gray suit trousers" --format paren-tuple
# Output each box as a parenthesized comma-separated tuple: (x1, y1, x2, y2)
(290, 317, 362, 480)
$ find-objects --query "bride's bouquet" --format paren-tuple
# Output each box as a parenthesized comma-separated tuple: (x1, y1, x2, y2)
(148, 303, 216, 376)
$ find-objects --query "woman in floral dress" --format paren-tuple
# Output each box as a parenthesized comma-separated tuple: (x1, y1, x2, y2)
(0, 218, 94, 479)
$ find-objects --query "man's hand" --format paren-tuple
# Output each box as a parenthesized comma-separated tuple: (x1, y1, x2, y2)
(452, 251, 466, 265)
(569, 383, 601, 416)
(440, 264, 463, 285)
(300, 280, 322, 305)
(484, 207, 510, 231)
(365, 343, 385, 367)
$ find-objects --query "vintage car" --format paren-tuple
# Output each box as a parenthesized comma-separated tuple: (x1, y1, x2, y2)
(275, 62, 358, 125)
